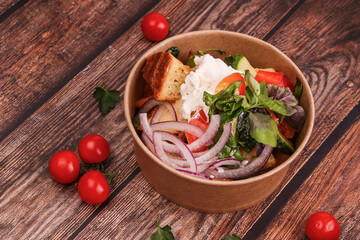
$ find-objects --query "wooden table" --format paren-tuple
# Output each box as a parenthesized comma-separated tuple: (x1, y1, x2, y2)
(1, 0, 359, 239)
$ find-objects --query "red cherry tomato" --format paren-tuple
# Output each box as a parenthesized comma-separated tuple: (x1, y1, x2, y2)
(141, 12, 169, 41)
(306, 211, 341, 240)
(78, 134, 110, 163)
(49, 150, 80, 184)
(78, 170, 110, 205)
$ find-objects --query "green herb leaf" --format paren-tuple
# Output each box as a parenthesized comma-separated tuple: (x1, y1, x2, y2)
(244, 70, 260, 96)
(132, 116, 140, 129)
(187, 55, 196, 68)
(221, 234, 242, 240)
(151, 217, 174, 240)
(293, 77, 303, 99)
(248, 113, 278, 147)
(93, 83, 120, 115)
(235, 112, 257, 153)
(166, 46, 179, 58)
(261, 98, 297, 116)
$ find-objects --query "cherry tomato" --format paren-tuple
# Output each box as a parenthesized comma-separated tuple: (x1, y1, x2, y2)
(306, 211, 341, 240)
(49, 150, 80, 184)
(78, 134, 110, 163)
(78, 170, 110, 205)
(141, 12, 169, 41)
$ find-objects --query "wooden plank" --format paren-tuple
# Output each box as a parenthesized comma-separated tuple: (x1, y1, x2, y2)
(0, 0, 299, 238)
(0, 0, 158, 141)
(0, 0, 21, 16)
(257, 115, 360, 239)
(72, 0, 360, 238)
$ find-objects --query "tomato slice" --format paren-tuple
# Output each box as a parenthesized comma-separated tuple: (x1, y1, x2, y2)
(255, 71, 284, 86)
(280, 77, 295, 91)
(185, 109, 210, 152)
(278, 120, 295, 139)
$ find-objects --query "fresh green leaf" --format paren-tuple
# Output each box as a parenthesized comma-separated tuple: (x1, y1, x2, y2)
(293, 77, 303, 99)
(187, 55, 196, 68)
(244, 70, 260, 96)
(235, 112, 257, 153)
(166, 46, 180, 58)
(221, 234, 242, 240)
(267, 84, 298, 106)
(245, 86, 257, 105)
(151, 217, 174, 240)
(248, 113, 278, 147)
(132, 116, 140, 129)
(261, 98, 297, 116)
(93, 83, 120, 115)
(203, 81, 241, 109)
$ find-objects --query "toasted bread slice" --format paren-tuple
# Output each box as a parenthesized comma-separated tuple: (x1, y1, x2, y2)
(142, 52, 190, 102)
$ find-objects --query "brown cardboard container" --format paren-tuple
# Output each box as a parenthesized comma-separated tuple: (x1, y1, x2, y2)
(124, 30, 314, 213)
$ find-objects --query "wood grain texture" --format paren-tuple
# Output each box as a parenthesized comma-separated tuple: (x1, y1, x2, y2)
(0, 0, 158, 141)
(0, 0, 21, 15)
(258, 115, 360, 240)
(73, 0, 360, 239)
(0, 0, 299, 239)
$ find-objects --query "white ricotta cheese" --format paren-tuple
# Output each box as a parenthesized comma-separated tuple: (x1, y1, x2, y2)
(180, 54, 242, 120)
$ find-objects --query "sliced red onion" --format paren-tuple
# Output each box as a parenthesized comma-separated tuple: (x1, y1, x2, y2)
(153, 131, 197, 172)
(141, 132, 155, 153)
(206, 145, 273, 179)
(151, 121, 205, 137)
(187, 114, 221, 152)
(139, 98, 177, 121)
(212, 159, 243, 169)
(176, 169, 210, 179)
(151, 105, 165, 124)
(195, 123, 232, 163)
(139, 113, 153, 140)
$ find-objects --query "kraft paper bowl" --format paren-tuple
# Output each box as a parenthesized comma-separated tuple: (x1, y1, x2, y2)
(124, 30, 314, 213)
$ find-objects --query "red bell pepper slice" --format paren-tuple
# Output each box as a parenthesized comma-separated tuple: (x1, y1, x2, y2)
(278, 121, 295, 139)
(255, 70, 284, 86)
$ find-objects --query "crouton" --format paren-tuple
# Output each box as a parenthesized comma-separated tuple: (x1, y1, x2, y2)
(141, 52, 190, 102)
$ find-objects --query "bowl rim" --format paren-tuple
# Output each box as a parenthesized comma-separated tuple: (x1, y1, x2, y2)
(124, 30, 315, 186)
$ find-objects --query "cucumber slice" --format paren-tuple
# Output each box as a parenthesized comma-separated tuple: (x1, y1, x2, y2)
(227, 54, 257, 76)
(277, 132, 295, 154)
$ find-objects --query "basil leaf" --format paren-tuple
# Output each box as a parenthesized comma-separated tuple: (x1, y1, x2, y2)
(166, 46, 179, 58)
(267, 84, 298, 106)
(235, 112, 257, 153)
(262, 98, 297, 116)
(245, 86, 256, 105)
(244, 70, 260, 96)
(294, 77, 303, 99)
(248, 113, 278, 147)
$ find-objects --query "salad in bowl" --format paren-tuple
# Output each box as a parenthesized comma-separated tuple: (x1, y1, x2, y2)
(132, 48, 305, 181)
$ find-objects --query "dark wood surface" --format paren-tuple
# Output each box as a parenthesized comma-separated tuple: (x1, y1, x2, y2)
(0, 0, 359, 239)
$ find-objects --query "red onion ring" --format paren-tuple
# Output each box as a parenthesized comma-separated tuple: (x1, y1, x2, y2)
(151, 105, 165, 124)
(206, 145, 273, 179)
(195, 123, 232, 163)
(187, 114, 221, 152)
(139, 98, 177, 122)
(151, 121, 205, 137)
(153, 131, 197, 172)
